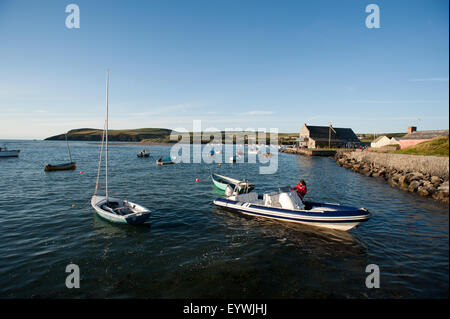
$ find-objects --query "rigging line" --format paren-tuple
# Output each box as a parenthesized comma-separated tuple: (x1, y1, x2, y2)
(95, 183, 127, 201)
(65, 133, 73, 163)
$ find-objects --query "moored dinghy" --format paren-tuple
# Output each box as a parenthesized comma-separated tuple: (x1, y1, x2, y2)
(45, 162, 76, 171)
(157, 157, 175, 165)
(211, 173, 255, 194)
(213, 186, 370, 231)
(91, 70, 151, 225)
(137, 149, 150, 158)
(91, 195, 151, 225)
(45, 134, 76, 171)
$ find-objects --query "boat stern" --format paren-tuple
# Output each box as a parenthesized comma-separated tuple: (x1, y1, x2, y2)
(125, 211, 151, 224)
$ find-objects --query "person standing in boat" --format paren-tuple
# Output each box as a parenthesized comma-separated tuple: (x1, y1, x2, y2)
(293, 179, 307, 200)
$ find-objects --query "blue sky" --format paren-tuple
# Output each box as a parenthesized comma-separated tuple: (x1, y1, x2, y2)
(0, 0, 448, 139)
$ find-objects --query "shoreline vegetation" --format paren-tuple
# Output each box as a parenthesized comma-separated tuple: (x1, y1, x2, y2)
(45, 128, 301, 145)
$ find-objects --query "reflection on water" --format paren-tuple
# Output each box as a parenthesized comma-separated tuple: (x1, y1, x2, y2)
(92, 214, 152, 238)
(0, 140, 448, 298)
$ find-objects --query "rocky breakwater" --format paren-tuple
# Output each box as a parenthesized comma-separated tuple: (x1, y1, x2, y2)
(335, 151, 449, 203)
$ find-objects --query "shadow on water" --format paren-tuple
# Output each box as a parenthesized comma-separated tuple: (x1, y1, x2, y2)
(92, 213, 152, 238)
(212, 206, 365, 254)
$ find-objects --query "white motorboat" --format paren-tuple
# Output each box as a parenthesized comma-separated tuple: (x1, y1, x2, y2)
(91, 70, 151, 225)
(213, 186, 371, 231)
(0, 145, 20, 157)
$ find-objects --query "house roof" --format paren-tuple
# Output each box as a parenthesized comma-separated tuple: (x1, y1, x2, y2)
(305, 125, 360, 142)
(400, 130, 449, 140)
(372, 136, 389, 143)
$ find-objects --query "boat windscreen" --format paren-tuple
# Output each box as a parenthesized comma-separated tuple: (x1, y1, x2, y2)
(279, 186, 292, 193)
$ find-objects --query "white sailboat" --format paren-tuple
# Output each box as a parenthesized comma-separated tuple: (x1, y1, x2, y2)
(91, 70, 151, 225)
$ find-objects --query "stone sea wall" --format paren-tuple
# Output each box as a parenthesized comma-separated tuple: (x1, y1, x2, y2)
(335, 151, 449, 203)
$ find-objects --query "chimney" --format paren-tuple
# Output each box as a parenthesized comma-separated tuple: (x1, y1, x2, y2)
(408, 126, 417, 134)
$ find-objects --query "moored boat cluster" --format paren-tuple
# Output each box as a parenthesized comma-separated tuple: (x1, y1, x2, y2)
(335, 153, 449, 203)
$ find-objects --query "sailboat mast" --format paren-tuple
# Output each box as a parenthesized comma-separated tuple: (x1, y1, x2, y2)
(105, 69, 109, 201)
(65, 133, 73, 163)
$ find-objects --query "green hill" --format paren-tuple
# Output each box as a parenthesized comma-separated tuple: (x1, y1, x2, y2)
(45, 128, 174, 142)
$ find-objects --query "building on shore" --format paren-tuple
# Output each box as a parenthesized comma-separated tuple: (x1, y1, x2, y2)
(371, 136, 401, 149)
(299, 124, 360, 149)
(399, 126, 449, 149)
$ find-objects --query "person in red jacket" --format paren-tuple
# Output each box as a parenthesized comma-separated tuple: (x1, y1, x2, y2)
(293, 179, 307, 200)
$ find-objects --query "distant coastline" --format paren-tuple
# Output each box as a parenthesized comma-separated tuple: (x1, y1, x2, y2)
(45, 128, 301, 145)
(45, 128, 175, 143)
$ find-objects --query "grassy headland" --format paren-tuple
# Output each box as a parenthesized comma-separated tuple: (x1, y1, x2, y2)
(46, 128, 175, 143)
(392, 136, 449, 156)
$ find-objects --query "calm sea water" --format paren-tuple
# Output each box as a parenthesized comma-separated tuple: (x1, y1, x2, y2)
(0, 140, 448, 298)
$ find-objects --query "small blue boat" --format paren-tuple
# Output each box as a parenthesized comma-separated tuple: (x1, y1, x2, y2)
(213, 186, 370, 231)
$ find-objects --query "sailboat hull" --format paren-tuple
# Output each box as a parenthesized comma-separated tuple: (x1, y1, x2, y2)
(91, 195, 151, 225)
